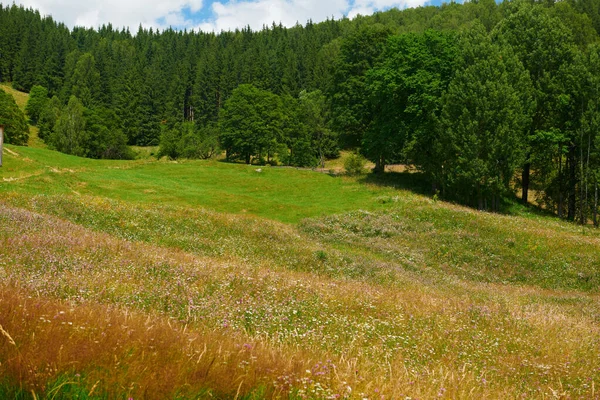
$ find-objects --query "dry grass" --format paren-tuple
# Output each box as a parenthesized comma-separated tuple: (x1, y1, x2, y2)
(0, 288, 314, 399)
(2, 133, 600, 397)
(26, 126, 46, 149)
(2, 201, 600, 398)
(0, 83, 29, 111)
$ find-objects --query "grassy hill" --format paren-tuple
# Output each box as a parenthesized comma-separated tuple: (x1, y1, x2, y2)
(1, 92, 600, 398)
(0, 83, 45, 148)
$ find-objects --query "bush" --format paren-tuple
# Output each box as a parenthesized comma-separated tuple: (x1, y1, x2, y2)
(25, 85, 49, 125)
(0, 89, 29, 145)
(344, 152, 367, 175)
(158, 122, 221, 160)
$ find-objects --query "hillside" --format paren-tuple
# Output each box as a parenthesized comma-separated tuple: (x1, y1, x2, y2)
(0, 82, 44, 148)
(3, 1, 600, 222)
(1, 140, 600, 398)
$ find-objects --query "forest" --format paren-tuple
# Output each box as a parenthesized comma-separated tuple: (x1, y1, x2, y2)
(1, 0, 600, 221)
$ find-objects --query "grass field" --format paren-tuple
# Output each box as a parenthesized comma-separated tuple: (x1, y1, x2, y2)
(2, 91, 600, 399)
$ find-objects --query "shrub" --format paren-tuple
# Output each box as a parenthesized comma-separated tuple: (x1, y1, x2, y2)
(0, 89, 29, 145)
(344, 152, 366, 175)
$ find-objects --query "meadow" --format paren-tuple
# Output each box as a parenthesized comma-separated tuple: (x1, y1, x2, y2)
(1, 106, 600, 398)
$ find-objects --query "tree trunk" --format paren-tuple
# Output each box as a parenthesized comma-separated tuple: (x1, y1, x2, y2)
(567, 145, 577, 222)
(580, 132, 586, 225)
(522, 161, 531, 205)
(319, 147, 325, 169)
(558, 150, 563, 219)
(374, 155, 385, 173)
(594, 181, 598, 227)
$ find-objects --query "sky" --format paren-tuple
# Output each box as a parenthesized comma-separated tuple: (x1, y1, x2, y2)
(8, 0, 450, 33)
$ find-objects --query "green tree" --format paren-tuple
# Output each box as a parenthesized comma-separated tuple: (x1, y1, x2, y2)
(25, 84, 49, 125)
(84, 107, 133, 159)
(298, 89, 338, 167)
(364, 30, 457, 174)
(192, 47, 221, 126)
(157, 122, 220, 160)
(219, 84, 284, 164)
(344, 152, 367, 175)
(439, 24, 533, 210)
(11, 13, 42, 92)
(330, 24, 392, 148)
(37, 95, 62, 141)
(69, 53, 101, 108)
(583, 44, 600, 225)
(0, 88, 29, 145)
(280, 94, 315, 167)
(157, 125, 180, 160)
(493, 3, 577, 205)
(49, 95, 88, 156)
(183, 123, 220, 159)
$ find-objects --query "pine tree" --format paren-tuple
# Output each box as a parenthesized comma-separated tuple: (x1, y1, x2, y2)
(25, 85, 49, 124)
(0, 88, 29, 145)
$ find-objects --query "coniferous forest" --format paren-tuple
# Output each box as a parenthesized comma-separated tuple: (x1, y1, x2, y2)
(2, 0, 600, 221)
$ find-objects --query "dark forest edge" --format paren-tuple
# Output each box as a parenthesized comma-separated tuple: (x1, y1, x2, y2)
(1, 0, 600, 223)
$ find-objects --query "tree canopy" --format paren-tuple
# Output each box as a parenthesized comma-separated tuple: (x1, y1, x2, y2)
(0, 88, 28, 145)
(2, 0, 600, 221)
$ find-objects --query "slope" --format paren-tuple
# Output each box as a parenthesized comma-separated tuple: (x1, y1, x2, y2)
(1, 140, 600, 398)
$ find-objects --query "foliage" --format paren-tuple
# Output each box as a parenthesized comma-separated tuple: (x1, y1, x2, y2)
(438, 23, 533, 210)
(364, 29, 458, 173)
(219, 84, 284, 164)
(493, 3, 578, 207)
(158, 122, 220, 160)
(278, 90, 337, 168)
(37, 95, 61, 140)
(24, 84, 48, 124)
(66, 53, 101, 108)
(1, 0, 600, 218)
(48, 95, 88, 156)
(3, 146, 600, 397)
(330, 24, 392, 148)
(0, 88, 29, 145)
(84, 107, 133, 160)
(298, 89, 338, 166)
(181, 123, 221, 160)
(344, 152, 367, 175)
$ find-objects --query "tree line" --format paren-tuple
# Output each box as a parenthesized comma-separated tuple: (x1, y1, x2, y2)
(2, 0, 600, 222)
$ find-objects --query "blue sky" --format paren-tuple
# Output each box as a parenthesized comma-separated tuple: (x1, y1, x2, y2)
(13, 0, 454, 33)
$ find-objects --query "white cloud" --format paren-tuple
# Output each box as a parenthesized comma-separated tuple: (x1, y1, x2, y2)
(11, 0, 431, 33)
(13, 0, 204, 30)
(347, 6, 375, 19)
(353, 0, 429, 11)
(198, 0, 350, 32)
(198, 0, 430, 33)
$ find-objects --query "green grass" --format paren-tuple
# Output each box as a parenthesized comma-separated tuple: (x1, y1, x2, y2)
(3, 126, 600, 398)
(131, 145, 159, 159)
(0, 83, 29, 110)
(1, 145, 398, 223)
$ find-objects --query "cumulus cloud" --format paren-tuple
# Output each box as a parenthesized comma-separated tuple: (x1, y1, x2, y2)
(198, 0, 432, 33)
(348, 0, 429, 18)
(11, 0, 432, 33)
(198, 0, 349, 32)
(13, 0, 204, 30)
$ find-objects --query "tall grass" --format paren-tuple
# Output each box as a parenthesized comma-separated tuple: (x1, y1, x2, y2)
(0, 145, 401, 223)
(3, 141, 600, 398)
(2, 199, 600, 398)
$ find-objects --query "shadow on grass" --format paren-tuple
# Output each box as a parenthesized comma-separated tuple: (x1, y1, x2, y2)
(358, 170, 561, 220)
(500, 195, 564, 219)
(358, 170, 433, 196)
